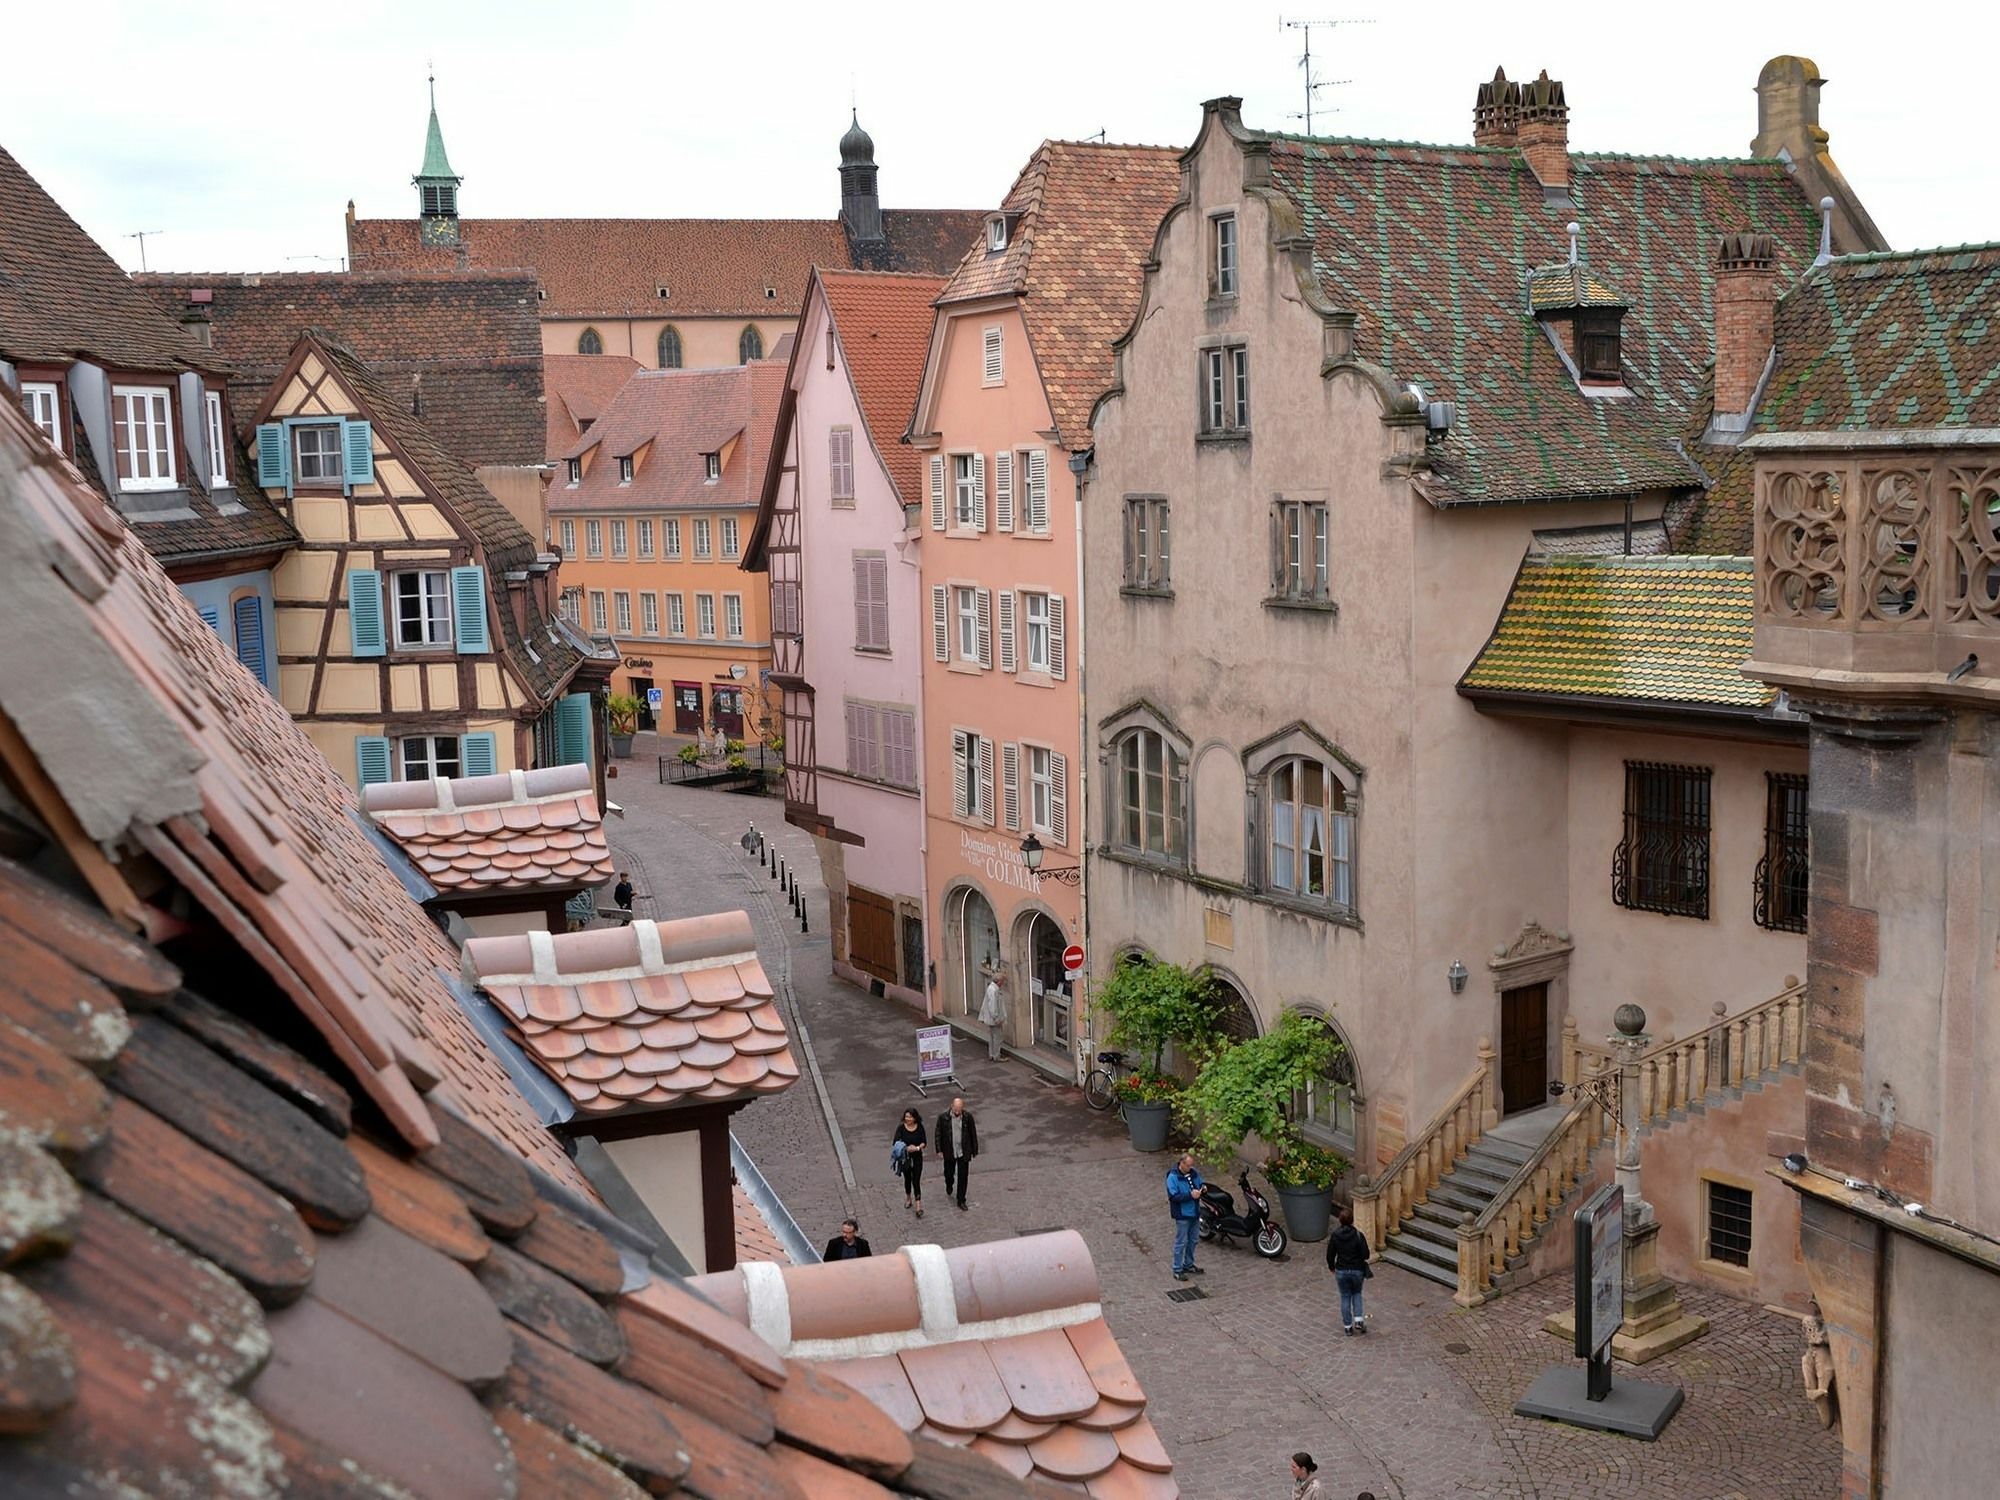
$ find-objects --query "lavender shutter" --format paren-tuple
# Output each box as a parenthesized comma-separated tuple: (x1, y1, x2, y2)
(978, 737, 995, 828)
(994, 451, 1014, 532)
(868, 558, 889, 649)
(852, 555, 871, 649)
(846, 700, 863, 774)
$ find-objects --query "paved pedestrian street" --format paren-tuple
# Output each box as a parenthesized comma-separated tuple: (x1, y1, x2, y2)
(610, 757, 1840, 1500)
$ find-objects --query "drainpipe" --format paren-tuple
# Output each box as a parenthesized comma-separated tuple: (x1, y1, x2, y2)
(1067, 446, 1092, 1086)
(1623, 495, 1633, 556)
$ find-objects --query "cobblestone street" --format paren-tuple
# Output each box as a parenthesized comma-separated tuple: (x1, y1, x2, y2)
(608, 751, 1840, 1500)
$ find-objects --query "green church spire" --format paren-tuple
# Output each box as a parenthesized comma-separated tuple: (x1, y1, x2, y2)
(414, 73, 462, 243)
(418, 74, 459, 185)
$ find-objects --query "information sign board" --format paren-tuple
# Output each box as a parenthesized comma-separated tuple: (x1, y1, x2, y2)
(1574, 1183, 1625, 1360)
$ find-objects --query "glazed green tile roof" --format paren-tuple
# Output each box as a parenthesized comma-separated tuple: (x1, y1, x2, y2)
(1460, 554, 1775, 710)
(1678, 242, 2000, 553)
(1263, 138, 1824, 504)
(1527, 261, 1627, 312)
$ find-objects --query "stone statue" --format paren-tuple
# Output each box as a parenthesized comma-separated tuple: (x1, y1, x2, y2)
(1801, 1299, 1837, 1429)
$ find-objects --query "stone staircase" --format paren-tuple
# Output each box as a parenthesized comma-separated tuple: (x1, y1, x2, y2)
(1378, 1132, 1538, 1286)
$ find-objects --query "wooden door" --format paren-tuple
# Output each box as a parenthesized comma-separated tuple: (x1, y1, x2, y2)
(672, 683, 702, 734)
(711, 686, 744, 738)
(848, 885, 897, 984)
(1500, 982, 1548, 1115)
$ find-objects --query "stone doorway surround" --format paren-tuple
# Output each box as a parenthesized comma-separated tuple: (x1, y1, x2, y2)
(1488, 920, 1573, 1110)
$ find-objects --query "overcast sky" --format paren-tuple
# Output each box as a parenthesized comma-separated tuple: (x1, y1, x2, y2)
(5, 1, 1990, 274)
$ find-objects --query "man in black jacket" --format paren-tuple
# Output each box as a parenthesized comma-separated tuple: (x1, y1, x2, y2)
(936, 1096, 980, 1210)
(822, 1218, 871, 1261)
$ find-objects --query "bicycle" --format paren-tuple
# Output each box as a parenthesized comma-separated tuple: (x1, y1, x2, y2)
(1082, 1049, 1131, 1112)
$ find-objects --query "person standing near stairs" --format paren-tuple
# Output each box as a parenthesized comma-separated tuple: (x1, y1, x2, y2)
(1326, 1206, 1372, 1335)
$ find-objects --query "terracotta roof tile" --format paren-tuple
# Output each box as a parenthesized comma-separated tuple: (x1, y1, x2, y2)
(464, 913, 800, 1116)
(364, 762, 615, 897)
(551, 359, 788, 514)
(821, 269, 948, 504)
(546, 352, 645, 457)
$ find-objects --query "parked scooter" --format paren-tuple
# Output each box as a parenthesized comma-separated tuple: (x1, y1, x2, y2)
(1197, 1169, 1288, 1258)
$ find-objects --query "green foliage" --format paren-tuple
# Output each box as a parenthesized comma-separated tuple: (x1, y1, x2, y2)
(1111, 1070, 1181, 1106)
(726, 753, 749, 771)
(1094, 957, 1222, 1075)
(1185, 1008, 1341, 1166)
(725, 737, 745, 755)
(606, 693, 641, 737)
(1263, 1138, 1351, 1190)
(677, 744, 702, 765)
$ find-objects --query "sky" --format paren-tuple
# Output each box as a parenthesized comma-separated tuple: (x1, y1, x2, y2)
(4, 0, 1992, 274)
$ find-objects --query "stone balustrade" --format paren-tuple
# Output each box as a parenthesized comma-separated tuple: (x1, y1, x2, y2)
(1351, 1040, 1499, 1253)
(1453, 1092, 1609, 1306)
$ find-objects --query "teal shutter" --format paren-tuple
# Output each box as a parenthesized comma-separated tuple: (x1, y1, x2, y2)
(342, 419, 374, 490)
(199, 607, 221, 632)
(555, 693, 593, 767)
(231, 595, 268, 687)
(460, 731, 499, 778)
(347, 569, 385, 658)
(255, 424, 288, 488)
(450, 566, 490, 654)
(355, 736, 392, 787)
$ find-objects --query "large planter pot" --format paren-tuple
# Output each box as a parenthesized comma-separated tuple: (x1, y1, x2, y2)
(610, 734, 635, 759)
(1274, 1183, 1335, 1243)
(1121, 1101, 1173, 1152)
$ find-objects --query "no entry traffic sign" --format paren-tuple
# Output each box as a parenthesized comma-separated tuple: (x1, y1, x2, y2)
(1062, 943, 1085, 973)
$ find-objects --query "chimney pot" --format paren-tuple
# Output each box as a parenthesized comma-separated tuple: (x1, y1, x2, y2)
(1713, 231, 1777, 417)
(1515, 70, 1570, 192)
(1473, 67, 1520, 147)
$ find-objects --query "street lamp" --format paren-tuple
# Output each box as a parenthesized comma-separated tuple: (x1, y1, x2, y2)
(1018, 833, 1083, 886)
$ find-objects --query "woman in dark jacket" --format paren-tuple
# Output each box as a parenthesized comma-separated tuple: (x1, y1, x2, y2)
(893, 1108, 927, 1217)
(1325, 1205, 1372, 1335)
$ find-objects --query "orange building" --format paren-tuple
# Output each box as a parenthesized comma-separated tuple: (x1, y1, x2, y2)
(552, 361, 785, 737)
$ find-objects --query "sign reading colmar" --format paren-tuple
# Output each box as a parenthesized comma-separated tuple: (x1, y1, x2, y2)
(956, 828, 1044, 894)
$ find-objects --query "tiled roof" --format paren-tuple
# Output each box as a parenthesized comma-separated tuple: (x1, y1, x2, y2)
(734, 1180, 794, 1265)
(1526, 260, 1628, 311)
(0, 144, 222, 373)
(1531, 518, 1669, 557)
(462, 912, 800, 1116)
(139, 269, 548, 468)
(693, 1230, 1177, 1496)
(546, 352, 644, 458)
(1677, 242, 2000, 553)
(823, 269, 947, 503)
(1264, 137, 1826, 504)
(362, 763, 614, 897)
(552, 360, 788, 513)
(1459, 553, 1775, 711)
(940, 142, 1184, 451)
(855, 209, 992, 275)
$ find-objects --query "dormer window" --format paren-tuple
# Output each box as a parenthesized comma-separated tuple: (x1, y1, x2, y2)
(1576, 310, 1622, 383)
(618, 456, 634, 485)
(704, 452, 721, 482)
(986, 216, 1008, 253)
(566, 458, 581, 486)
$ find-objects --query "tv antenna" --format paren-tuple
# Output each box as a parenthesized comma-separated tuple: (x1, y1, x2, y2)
(125, 229, 164, 272)
(1280, 16, 1372, 135)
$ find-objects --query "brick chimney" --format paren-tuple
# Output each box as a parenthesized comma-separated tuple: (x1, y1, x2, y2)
(1713, 231, 1777, 417)
(1516, 71, 1569, 193)
(1473, 68, 1519, 147)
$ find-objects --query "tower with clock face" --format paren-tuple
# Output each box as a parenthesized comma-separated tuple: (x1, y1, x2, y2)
(413, 75, 463, 249)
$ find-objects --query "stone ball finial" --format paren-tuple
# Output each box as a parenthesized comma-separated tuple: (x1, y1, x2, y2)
(1613, 1003, 1647, 1037)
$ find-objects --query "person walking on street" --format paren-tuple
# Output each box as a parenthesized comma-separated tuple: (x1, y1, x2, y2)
(978, 972, 1006, 1060)
(1288, 1452, 1325, 1500)
(822, 1218, 871, 1261)
(1166, 1153, 1205, 1281)
(613, 872, 635, 912)
(1326, 1205, 1372, 1335)
(936, 1097, 979, 1210)
(893, 1108, 927, 1217)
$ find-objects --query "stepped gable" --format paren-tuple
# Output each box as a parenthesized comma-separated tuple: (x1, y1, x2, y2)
(462, 913, 801, 1115)
(1263, 135, 1825, 505)
(546, 351, 644, 457)
(362, 763, 614, 897)
(691, 1230, 1178, 1496)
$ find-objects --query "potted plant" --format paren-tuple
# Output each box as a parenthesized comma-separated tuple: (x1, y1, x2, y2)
(1262, 1136, 1351, 1244)
(607, 694, 640, 758)
(726, 753, 749, 771)
(1093, 957, 1222, 1151)
(677, 743, 702, 766)
(1183, 1008, 1343, 1239)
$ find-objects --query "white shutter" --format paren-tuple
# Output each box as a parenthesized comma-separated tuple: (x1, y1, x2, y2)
(997, 590, 1017, 674)
(930, 455, 946, 531)
(868, 558, 890, 649)
(852, 556, 871, 649)
(983, 326, 1003, 384)
(951, 730, 970, 817)
(1002, 743, 1021, 832)
(1050, 751, 1068, 847)
(975, 588, 992, 669)
(994, 451, 1014, 532)
(978, 737, 996, 828)
(1048, 593, 1066, 680)
(931, 585, 949, 661)
(972, 452, 987, 531)
(1027, 448, 1049, 532)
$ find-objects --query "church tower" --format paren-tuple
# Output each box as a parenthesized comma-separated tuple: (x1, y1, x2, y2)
(839, 110, 882, 245)
(414, 76, 463, 248)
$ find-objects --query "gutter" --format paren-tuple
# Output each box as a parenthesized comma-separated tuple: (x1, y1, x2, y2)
(731, 1133, 821, 1265)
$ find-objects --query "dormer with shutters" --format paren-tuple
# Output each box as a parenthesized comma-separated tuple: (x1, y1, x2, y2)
(250, 331, 595, 791)
(1525, 222, 1631, 395)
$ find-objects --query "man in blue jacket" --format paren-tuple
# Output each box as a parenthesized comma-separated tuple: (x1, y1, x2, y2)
(1166, 1153, 1206, 1281)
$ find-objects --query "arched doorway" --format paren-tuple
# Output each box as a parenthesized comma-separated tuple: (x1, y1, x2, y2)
(1022, 909, 1072, 1057)
(954, 887, 1000, 1019)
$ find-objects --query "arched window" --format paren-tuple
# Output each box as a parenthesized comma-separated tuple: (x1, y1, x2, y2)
(1268, 757, 1354, 910)
(1209, 976, 1259, 1047)
(738, 325, 764, 364)
(1111, 729, 1186, 861)
(658, 326, 683, 369)
(1293, 1012, 1359, 1153)
(577, 327, 603, 356)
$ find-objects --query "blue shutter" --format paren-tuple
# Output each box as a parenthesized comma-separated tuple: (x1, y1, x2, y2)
(231, 595, 269, 687)
(347, 570, 385, 658)
(255, 424, 288, 488)
(199, 607, 221, 632)
(450, 565, 490, 654)
(355, 736, 392, 787)
(342, 418, 374, 490)
(555, 693, 593, 767)
(460, 731, 499, 778)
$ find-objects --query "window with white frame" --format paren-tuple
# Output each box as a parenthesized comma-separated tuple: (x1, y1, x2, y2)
(19, 382, 60, 450)
(665, 517, 682, 558)
(566, 458, 582, 486)
(1274, 500, 1330, 601)
(953, 455, 977, 528)
(666, 592, 685, 635)
(955, 586, 979, 662)
(1114, 729, 1186, 861)
(560, 519, 576, 557)
(723, 594, 743, 638)
(617, 456, 633, 485)
(589, 591, 608, 632)
(953, 730, 989, 820)
(112, 385, 176, 490)
(637, 518, 655, 557)
(559, 586, 582, 625)
(1266, 756, 1355, 910)
(982, 325, 1004, 385)
(614, 591, 632, 632)
(1018, 448, 1048, 533)
(1029, 745, 1056, 835)
(293, 422, 342, 485)
(703, 452, 721, 482)
(1022, 591, 1052, 673)
(640, 592, 659, 635)
(721, 516, 740, 559)
(1213, 213, 1238, 297)
(204, 391, 228, 484)
(586, 519, 604, 557)
(400, 735, 461, 781)
(611, 519, 628, 557)
(696, 593, 716, 638)
(1124, 496, 1171, 589)
(693, 518, 712, 558)
(1200, 346, 1250, 434)
(392, 571, 453, 648)
(830, 427, 855, 505)
(986, 216, 1007, 253)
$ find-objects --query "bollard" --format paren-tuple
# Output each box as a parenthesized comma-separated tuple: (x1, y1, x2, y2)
(800, 905, 808, 933)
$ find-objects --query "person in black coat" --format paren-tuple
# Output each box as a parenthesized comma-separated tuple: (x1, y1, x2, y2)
(1325, 1205, 1372, 1335)
(935, 1096, 980, 1210)
(822, 1217, 871, 1261)
(893, 1108, 927, 1216)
